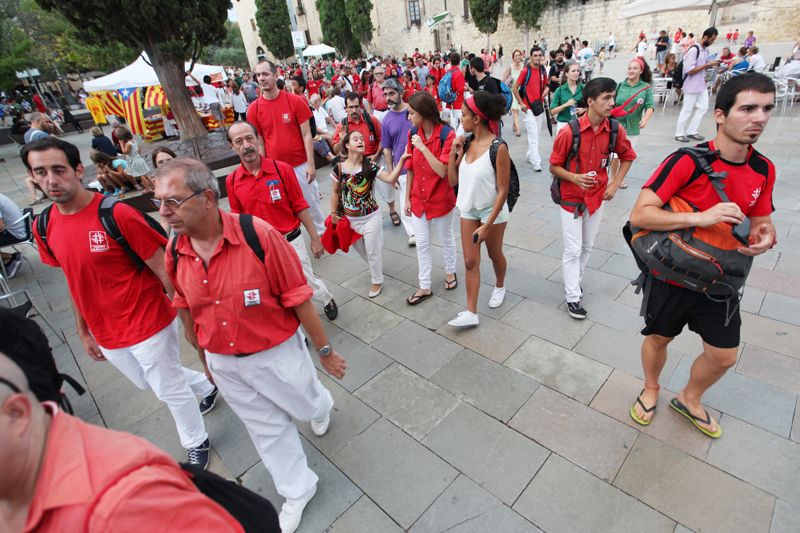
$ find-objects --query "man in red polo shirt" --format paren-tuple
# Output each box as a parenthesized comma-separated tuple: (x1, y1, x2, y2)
(226, 122, 338, 321)
(23, 137, 216, 469)
(366, 66, 389, 121)
(444, 52, 466, 132)
(247, 60, 324, 236)
(332, 91, 382, 158)
(515, 45, 550, 172)
(154, 158, 347, 533)
(0, 311, 258, 533)
(549, 77, 635, 320)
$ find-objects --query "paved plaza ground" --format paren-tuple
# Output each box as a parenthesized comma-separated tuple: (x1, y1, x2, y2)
(2, 46, 800, 532)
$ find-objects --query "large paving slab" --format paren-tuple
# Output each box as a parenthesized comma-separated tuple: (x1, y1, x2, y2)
(333, 418, 458, 529)
(514, 454, 675, 533)
(321, 330, 393, 392)
(332, 297, 404, 344)
(771, 500, 800, 533)
(371, 319, 462, 378)
(436, 314, 530, 364)
(327, 496, 403, 533)
(614, 434, 775, 533)
(501, 299, 594, 350)
(736, 343, 800, 395)
(509, 386, 638, 482)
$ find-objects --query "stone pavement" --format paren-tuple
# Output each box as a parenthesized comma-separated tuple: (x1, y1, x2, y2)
(2, 51, 800, 532)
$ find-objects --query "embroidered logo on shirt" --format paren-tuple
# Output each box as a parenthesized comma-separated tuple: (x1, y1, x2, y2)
(750, 187, 761, 207)
(89, 231, 109, 252)
(281, 113, 291, 123)
(243, 289, 261, 307)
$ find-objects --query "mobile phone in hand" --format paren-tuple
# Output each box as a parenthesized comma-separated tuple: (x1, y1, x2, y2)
(472, 232, 479, 244)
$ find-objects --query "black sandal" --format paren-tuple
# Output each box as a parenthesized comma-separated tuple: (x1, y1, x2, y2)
(406, 291, 432, 305)
(389, 211, 401, 226)
(445, 274, 458, 290)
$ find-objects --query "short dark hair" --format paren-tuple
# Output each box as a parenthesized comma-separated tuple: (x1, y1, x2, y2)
(21, 137, 81, 171)
(582, 40, 588, 47)
(471, 90, 507, 121)
(469, 57, 485, 72)
(226, 120, 259, 143)
(449, 52, 460, 65)
(292, 75, 306, 89)
(203, 75, 212, 84)
(715, 72, 775, 115)
(583, 77, 617, 102)
(344, 91, 361, 105)
(529, 45, 543, 56)
(257, 59, 278, 74)
(151, 146, 178, 167)
(702, 27, 718, 39)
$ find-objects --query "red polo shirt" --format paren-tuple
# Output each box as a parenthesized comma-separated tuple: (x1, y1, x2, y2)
(550, 114, 636, 215)
(367, 82, 388, 111)
(246, 91, 312, 167)
(25, 406, 242, 533)
(516, 64, 548, 105)
(332, 113, 382, 156)
(167, 211, 312, 355)
(444, 65, 465, 110)
(33, 193, 176, 349)
(403, 123, 456, 219)
(226, 156, 308, 234)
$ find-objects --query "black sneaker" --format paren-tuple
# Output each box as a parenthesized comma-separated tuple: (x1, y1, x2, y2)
(199, 387, 218, 415)
(324, 299, 338, 320)
(567, 301, 588, 320)
(4, 253, 22, 279)
(187, 438, 210, 470)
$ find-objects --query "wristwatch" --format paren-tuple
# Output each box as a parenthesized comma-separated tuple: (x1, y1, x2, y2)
(317, 344, 333, 357)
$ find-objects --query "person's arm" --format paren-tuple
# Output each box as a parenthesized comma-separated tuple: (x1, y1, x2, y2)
(502, 65, 511, 84)
(332, 122, 344, 155)
(297, 208, 323, 258)
(143, 247, 174, 296)
(404, 168, 415, 217)
(447, 136, 466, 187)
(410, 134, 448, 177)
(685, 47, 716, 76)
(293, 299, 346, 378)
(513, 74, 527, 111)
(639, 106, 654, 128)
(299, 119, 316, 183)
(186, 72, 200, 86)
(67, 289, 105, 361)
(382, 147, 394, 173)
(630, 187, 745, 231)
(739, 215, 776, 256)
(330, 170, 341, 224)
(377, 153, 410, 184)
(549, 163, 597, 189)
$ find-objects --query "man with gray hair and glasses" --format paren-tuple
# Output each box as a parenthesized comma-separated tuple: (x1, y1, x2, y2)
(153, 158, 347, 533)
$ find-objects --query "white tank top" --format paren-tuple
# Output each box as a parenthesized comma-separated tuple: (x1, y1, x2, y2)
(456, 148, 497, 212)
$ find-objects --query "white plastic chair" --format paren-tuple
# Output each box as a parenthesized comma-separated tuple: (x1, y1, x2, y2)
(652, 77, 671, 113)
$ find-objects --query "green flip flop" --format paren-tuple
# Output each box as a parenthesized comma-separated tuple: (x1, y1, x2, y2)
(629, 389, 657, 426)
(670, 398, 722, 439)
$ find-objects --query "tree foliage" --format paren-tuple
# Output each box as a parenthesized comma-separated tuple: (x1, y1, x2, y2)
(37, 0, 230, 139)
(344, 0, 373, 48)
(204, 21, 248, 67)
(468, 0, 502, 36)
(317, 0, 362, 58)
(254, 0, 295, 60)
(509, 0, 553, 31)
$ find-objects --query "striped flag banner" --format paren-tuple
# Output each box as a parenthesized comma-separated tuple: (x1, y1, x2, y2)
(117, 87, 145, 135)
(93, 90, 125, 117)
(144, 85, 166, 108)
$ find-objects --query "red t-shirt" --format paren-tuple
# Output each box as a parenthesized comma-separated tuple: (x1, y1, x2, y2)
(368, 82, 388, 111)
(550, 115, 636, 215)
(333, 113, 382, 156)
(429, 66, 444, 84)
(644, 140, 775, 218)
(168, 211, 312, 355)
(444, 66, 465, 110)
(33, 93, 47, 113)
(423, 85, 440, 106)
(33, 194, 175, 348)
(226, 157, 309, 234)
(403, 123, 456, 218)
(516, 64, 548, 105)
(246, 91, 312, 167)
(402, 80, 421, 102)
(307, 79, 322, 97)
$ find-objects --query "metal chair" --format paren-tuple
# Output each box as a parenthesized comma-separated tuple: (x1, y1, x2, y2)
(0, 208, 37, 279)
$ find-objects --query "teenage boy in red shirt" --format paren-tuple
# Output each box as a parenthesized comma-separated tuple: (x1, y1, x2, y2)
(549, 77, 636, 320)
(444, 52, 466, 132)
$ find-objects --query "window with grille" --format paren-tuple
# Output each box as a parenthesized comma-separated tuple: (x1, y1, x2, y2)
(409, 0, 421, 26)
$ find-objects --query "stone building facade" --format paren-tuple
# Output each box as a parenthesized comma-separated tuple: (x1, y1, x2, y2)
(235, 0, 800, 66)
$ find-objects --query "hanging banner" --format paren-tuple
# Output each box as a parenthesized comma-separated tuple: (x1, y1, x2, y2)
(85, 96, 108, 124)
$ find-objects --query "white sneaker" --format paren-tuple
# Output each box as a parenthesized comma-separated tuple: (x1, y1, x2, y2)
(408, 235, 416, 246)
(488, 287, 506, 309)
(448, 311, 480, 327)
(310, 405, 332, 436)
(279, 485, 317, 533)
(533, 163, 542, 172)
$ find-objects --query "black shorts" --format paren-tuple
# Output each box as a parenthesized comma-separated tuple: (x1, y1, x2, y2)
(0, 230, 20, 247)
(641, 279, 741, 349)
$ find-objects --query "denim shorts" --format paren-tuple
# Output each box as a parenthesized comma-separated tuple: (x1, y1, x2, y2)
(460, 204, 509, 224)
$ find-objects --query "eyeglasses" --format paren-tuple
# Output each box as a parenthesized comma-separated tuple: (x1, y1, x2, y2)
(150, 190, 205, 210)
(0, 376, 21, 394)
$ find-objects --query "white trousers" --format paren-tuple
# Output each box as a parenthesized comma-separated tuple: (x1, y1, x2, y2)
(292, 163, 326, 236)
(447, 108, 463, 135)
(99, 317, 211, 449)
(675, 90, 709, 137)
(290, 233, 333, 306)
(412, 210, 457, 290)
(560, 204, 605, 303)
(373, 109, 388, 123)
(395, 174, 414, 237)
(206, 329, 333, 503)
(374, 173, 397, 204)
(523, 109, 544, 166)
(348, 210, 384, 284)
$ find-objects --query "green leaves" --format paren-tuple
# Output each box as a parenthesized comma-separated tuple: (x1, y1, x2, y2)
(317, 0, 369, 58)
(469, 0, 502, 36)
(509, 0, 554, 31)
(254, 0, 295, 60)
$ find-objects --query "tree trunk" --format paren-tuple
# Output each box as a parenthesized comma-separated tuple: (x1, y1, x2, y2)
(147, 48, 208, 140)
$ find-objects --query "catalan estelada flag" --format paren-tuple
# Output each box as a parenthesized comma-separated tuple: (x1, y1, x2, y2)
(118, 87, 145, 135)
(144, 85, 166, 108)
(94, 90, 125, 117)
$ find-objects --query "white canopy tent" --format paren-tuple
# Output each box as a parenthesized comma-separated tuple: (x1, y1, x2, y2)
(618, 0, 755, 25)
(302, 43, 336, 57)
(83, 52, 227, 92)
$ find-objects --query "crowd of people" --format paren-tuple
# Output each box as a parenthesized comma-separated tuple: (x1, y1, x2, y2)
(1, 25, 790, 533)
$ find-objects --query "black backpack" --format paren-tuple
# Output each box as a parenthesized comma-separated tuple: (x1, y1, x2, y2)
(462, 135, 520, 212)
(550, 117, 619, 217)
(341, 110, 377, 140)
(673, 44, 700, 89)
(171, 213, 263, 273)
(36, 195, 169, 270)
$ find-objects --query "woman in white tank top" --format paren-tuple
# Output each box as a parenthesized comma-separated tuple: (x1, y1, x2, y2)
(445, 91, 511, 328)
(502, 49, 525, 136)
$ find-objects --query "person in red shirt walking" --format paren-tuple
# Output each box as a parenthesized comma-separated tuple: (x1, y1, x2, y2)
(423, 74, 440, 107)
(444, 52, 467, 132)
(247, 60, 325, 236)
(226, 121, 339, 321)
(514, 45, 550, 171)
(0, 310, 267, 533)
(31, 88, 47, 113)
(154, 158, 347, 533)
(549, 77, 636, 320)
(403, 92, 458, 305)
(366, 66, 389, 121)
(23, 137, 217, 469)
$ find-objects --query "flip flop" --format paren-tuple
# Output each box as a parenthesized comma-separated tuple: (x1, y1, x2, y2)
(406, 291, 432, 305)
(389, 212, 401, 226)
(669, 398, 722, 439)
(629, 389, 657, 426)
(445, 273, 458, 290)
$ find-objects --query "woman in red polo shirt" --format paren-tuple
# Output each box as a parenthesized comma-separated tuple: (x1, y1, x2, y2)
(401, 70, 421, 102)
(403, 91, 458, 305)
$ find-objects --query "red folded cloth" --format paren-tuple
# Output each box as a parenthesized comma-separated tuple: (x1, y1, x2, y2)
(321, 215, 362, 254)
